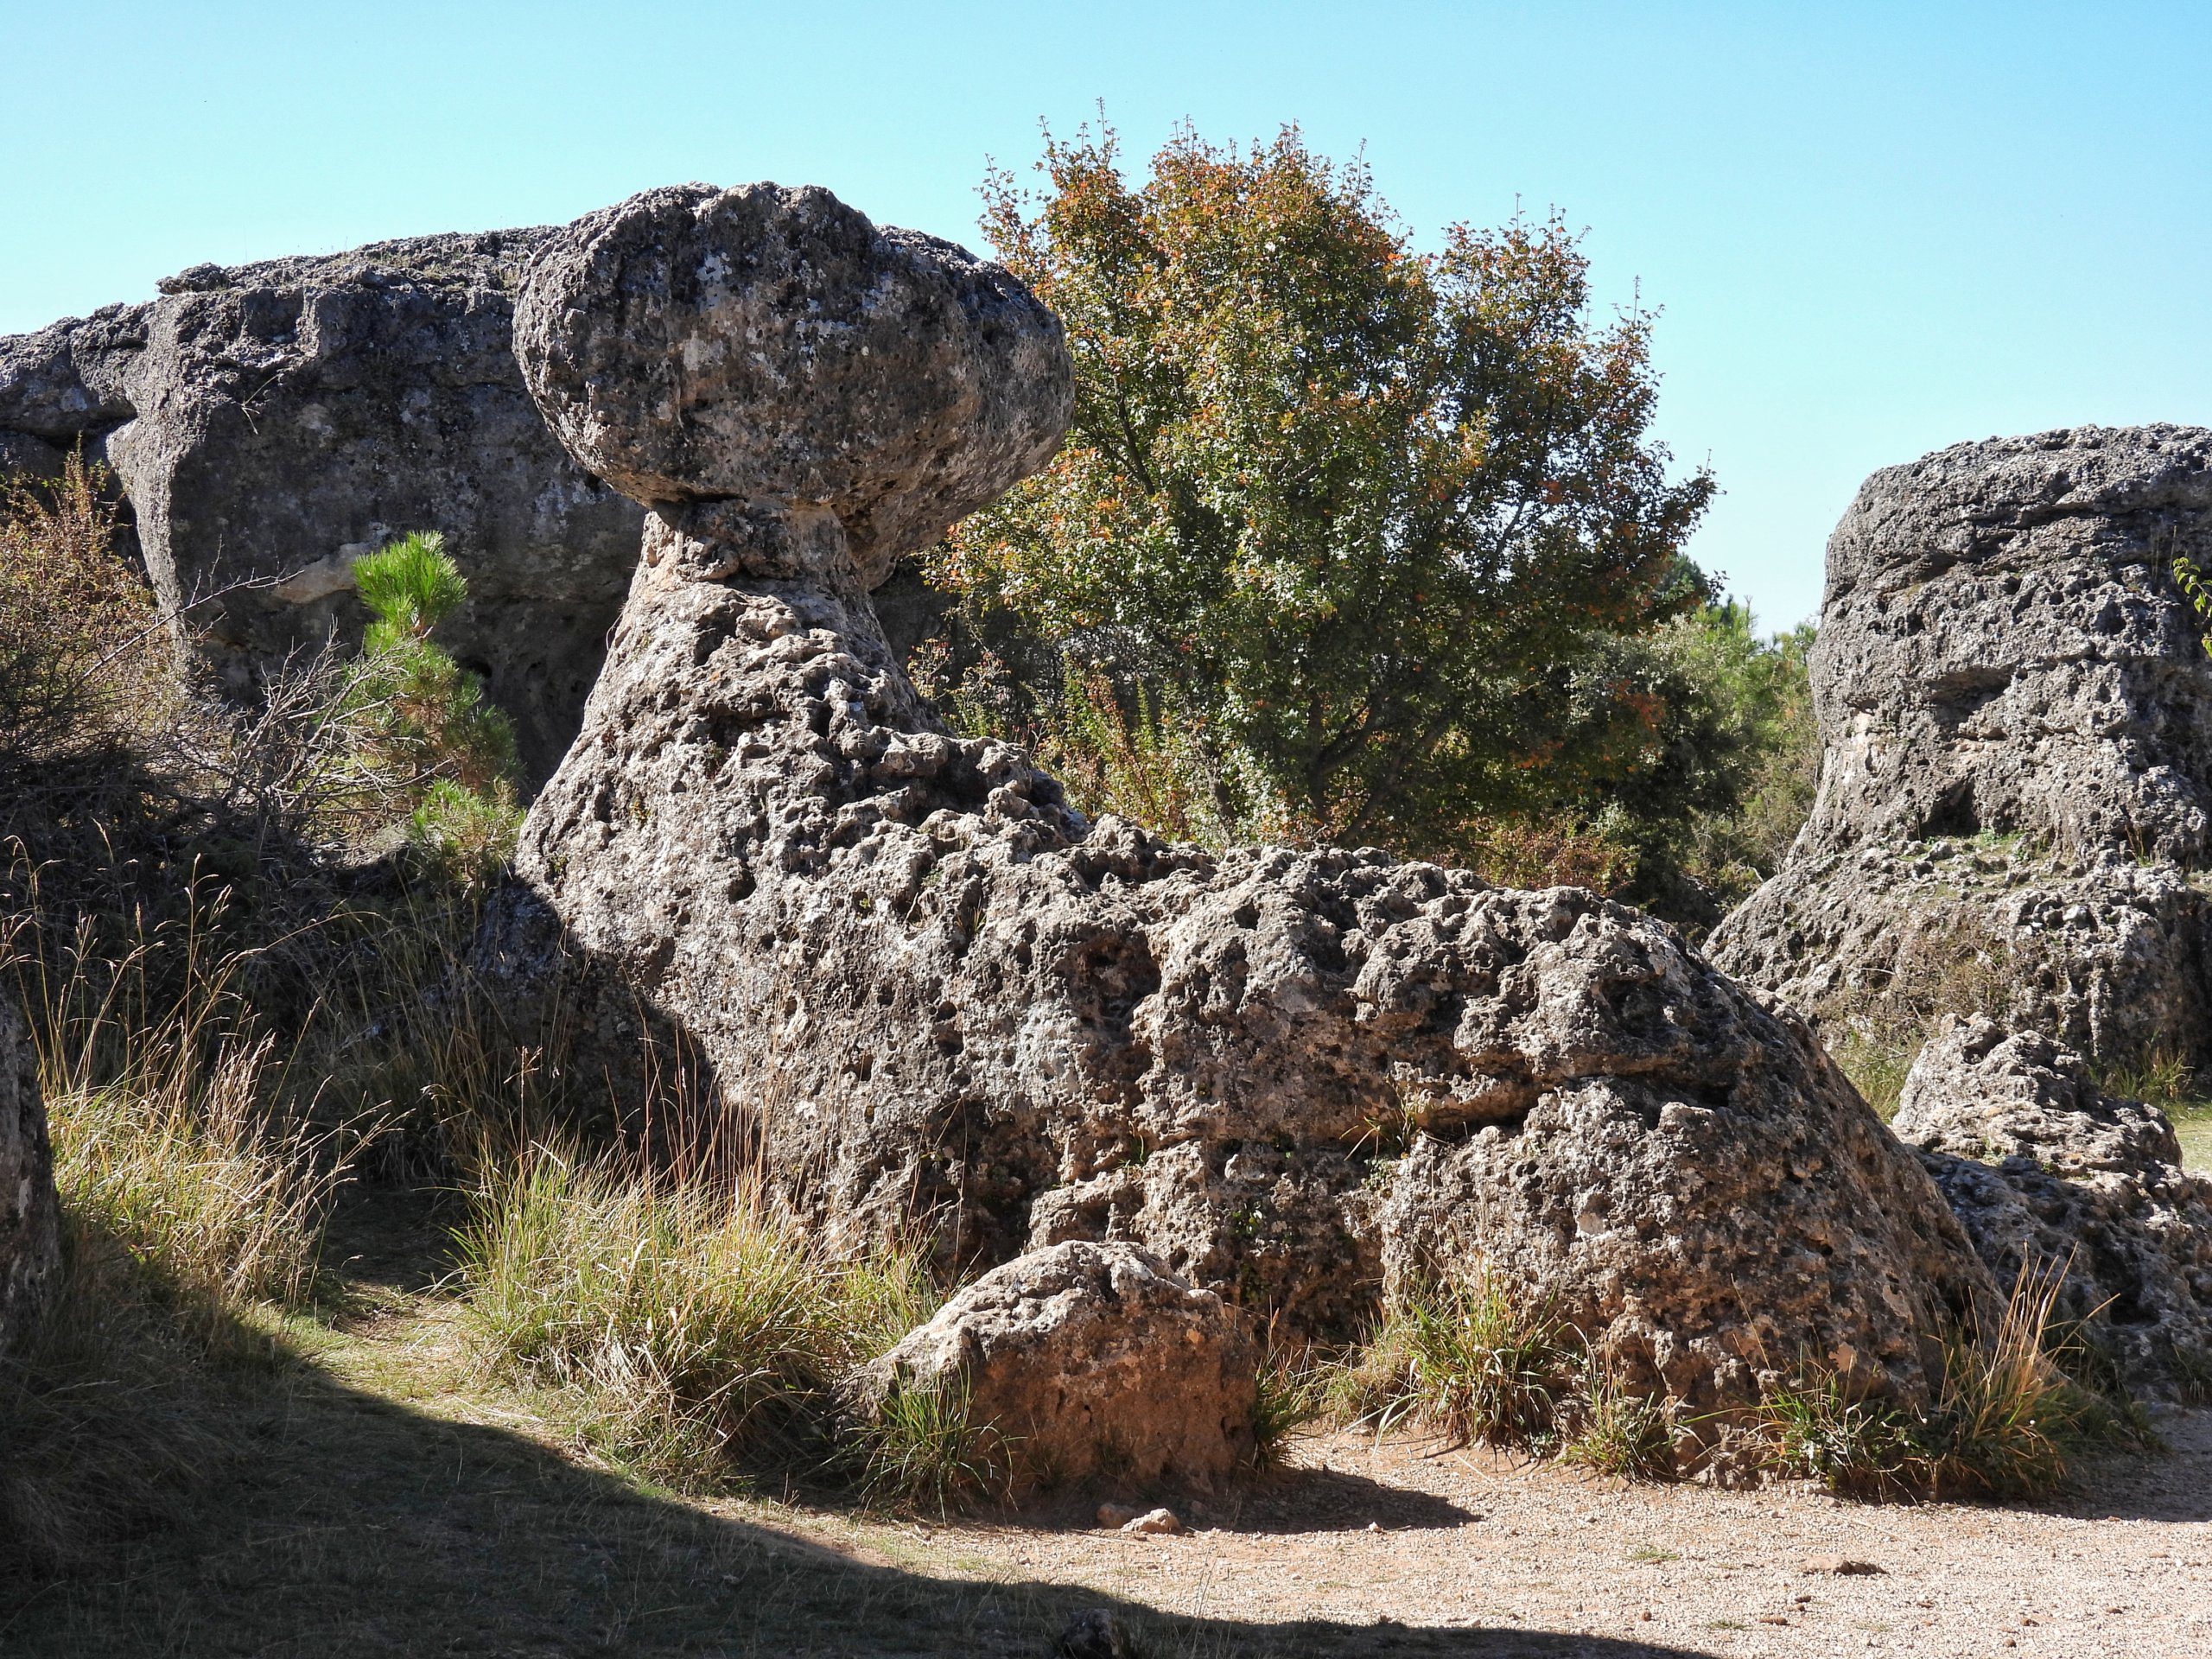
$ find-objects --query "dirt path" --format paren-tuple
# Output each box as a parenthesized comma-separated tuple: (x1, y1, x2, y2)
(7, 1194, 2206, 1657)
(839, 1424, 2212, 1658)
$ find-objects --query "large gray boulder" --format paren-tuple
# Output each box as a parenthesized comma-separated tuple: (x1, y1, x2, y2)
(1712, 426, 2212, 1065)
(488, 181, 1995, 1433)
(0, 232, 646, 782)
(851, 1241, 1258, 1490)
(0, 991, 60, 1351)
(1895, 1016, 2212, 1397)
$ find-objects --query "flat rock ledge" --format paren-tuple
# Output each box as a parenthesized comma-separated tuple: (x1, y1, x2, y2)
(480, 181, 1999, 1445)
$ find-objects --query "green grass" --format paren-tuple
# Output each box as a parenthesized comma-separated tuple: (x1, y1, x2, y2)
(2095, 1048, 2211, 1172)
(2176, 1103, 2212, 1172)
(452, 1144, 984, 1503)
(1833, 1029, 1916, 1121)
(1328, 1270, 1579, 1452)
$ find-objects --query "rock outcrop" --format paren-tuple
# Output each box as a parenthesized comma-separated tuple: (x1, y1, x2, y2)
(852, 1241, 1258, 1488)
(1896, 1016, 2212, 1396)
(0, 232, 646, 782)
(1712, 426, 2212, 1065)
(0, 990, 60, 1351)
(488, 181, 1997, 1433)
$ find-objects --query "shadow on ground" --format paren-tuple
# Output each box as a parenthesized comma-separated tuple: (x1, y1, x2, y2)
(0, 1191, 1719, 1659)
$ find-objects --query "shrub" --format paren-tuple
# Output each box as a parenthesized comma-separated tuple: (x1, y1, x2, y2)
(338, 531, 520, 873)
(0, 454, 171, 785)
(934, 120, 1713, 854)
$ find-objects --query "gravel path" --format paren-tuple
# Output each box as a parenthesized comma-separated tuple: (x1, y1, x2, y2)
(831, 1418, 2212, 1656)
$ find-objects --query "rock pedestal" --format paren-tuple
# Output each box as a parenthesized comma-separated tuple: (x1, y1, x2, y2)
(1712, 426, 2212, 1065)
(491, 181, 1997, 1428)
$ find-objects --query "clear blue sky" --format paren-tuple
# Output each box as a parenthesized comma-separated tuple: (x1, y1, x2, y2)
(6, 1, 2208, 629)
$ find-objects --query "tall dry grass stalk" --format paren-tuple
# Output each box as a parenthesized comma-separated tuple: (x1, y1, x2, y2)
(1759, 1260, 2145, 1500)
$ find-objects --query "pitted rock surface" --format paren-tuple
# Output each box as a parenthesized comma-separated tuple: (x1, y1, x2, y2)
(0, 232, 646, 781)
(850, 1242, 1257, 1489)
(1895, 1017, 2212, 1395)
(1713, 426, 2212, 1063)
(0, 990, 60, 1351)
(493, 182, 1996, 1423)
(512, 182, 1072, 592)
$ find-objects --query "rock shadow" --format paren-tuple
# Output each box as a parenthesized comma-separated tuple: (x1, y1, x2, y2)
(0, 1211, 1712, 1658)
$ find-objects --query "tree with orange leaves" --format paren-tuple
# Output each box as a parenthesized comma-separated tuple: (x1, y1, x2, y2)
(931, 122, 1715, 856)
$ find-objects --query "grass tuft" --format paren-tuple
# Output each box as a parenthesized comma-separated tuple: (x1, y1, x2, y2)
(1560, 1354, 1678, 1479)
(1330, 1270, 1579, 1451)
(1761, 1262, 2148, 1501)
(453, 1144, 988, 1504)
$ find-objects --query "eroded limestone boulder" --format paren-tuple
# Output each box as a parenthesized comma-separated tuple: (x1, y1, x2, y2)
(851, 1241, 1257, 1488)
(1896, 1016, 2212, 1395)
(0, 990, 60, 1351)
(0, 232, 646, 781)
(513, 182, 1071, 591)
(1711, 426, 2212, 1064)
(491, 181, 1996, 1427)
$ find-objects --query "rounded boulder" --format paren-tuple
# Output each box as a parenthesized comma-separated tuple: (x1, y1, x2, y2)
(513, 181, 1072, 587)
(853, 1241, 1259, 1491)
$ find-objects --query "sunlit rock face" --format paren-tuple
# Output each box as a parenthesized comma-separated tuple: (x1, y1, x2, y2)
(488, 181, 1993, 1437)
(1897, 1015, 2212, 1397)
(1713, 426, 2212, 1066)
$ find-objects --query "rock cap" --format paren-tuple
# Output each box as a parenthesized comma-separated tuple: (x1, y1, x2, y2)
(513, 182, 1072, 588)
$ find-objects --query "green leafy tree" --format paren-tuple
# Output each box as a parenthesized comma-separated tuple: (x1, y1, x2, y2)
(343, 531, 519, 876)
(931, 122, 1715, 853)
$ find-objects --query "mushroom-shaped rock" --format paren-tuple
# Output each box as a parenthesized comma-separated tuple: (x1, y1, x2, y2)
(1895, 1015, 2212, 1396)
(514, 181, 1072, 588)
(850, 1243, 1259, 1490)
(489, 182, 1997, 1432)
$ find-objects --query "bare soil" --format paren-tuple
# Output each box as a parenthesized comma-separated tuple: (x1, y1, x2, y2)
(3, 1191, 2205, 1658)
